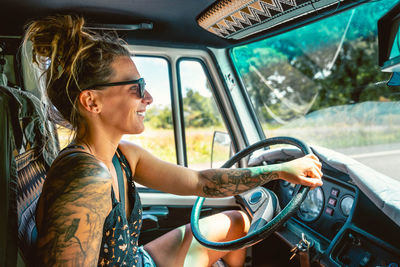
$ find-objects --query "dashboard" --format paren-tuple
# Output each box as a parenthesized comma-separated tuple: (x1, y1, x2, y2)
(279, 174, 355, 241)
(273, 162, 400, 266)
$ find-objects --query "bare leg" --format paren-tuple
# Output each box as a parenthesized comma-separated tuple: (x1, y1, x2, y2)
(144, 210, 250, 267)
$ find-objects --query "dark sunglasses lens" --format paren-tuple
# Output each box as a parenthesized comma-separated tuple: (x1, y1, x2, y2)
(139, 79, 145, 98)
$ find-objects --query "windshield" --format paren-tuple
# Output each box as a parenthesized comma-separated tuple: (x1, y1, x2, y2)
(231, 0, 400, 180)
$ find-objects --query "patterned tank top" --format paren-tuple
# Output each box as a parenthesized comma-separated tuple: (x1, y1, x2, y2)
(98, 148, 143, 266)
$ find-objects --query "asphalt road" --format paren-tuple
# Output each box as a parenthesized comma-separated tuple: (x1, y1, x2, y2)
(336, 143, 400, 182)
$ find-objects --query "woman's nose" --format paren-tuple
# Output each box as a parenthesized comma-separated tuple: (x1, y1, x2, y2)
(142, 90, 153, 105)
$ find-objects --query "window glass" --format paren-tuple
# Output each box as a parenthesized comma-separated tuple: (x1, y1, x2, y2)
(122, 56, 176, 164)
(231, 0, 400, 179)
(179, 60, 228, 169)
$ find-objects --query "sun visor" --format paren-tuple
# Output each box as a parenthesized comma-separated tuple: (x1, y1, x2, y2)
(197, 0, 353, 40)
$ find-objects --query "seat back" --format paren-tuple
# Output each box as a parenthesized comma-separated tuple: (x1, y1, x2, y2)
(16, 147, 48, 264)
(0, 85, 59, 266)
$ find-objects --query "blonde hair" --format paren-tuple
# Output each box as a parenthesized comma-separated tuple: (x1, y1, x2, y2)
(22, 14, 130, 137)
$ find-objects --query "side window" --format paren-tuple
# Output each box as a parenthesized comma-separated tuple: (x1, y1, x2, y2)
(178, 60, 228, 169)
(122, 56, 176, 164)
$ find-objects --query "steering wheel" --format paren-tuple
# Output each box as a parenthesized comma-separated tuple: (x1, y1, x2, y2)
(190, 136, 312, 251)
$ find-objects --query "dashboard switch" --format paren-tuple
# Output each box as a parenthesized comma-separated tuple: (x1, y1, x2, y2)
(328, 197, 337, 207)
(331, 188, 340, 197)
(325, 207, 334, 216)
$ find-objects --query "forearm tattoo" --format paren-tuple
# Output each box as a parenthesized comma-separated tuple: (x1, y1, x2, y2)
(201, 166, 280, 197)
(36, 153, 111, 267)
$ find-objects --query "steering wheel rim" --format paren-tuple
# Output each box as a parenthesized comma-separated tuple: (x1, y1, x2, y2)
(190, 136, 312, 251)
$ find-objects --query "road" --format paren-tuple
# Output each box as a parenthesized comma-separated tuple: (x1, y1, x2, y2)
(336, 143, 400, 182)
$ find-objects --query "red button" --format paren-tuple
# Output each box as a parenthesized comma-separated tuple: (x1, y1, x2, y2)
(331, 188, 340, 197)
(325, 207, 334, 216)
(328, 198, 337, 207)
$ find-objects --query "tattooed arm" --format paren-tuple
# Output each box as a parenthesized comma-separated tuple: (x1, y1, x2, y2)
(120, 141, 322, 198)
(199, 165, 280, 197)
(200, 154, 323, 197)
(35, 152, 112, 267)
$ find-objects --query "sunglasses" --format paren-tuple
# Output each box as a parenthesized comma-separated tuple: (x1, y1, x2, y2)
(85, 78, 146, 98)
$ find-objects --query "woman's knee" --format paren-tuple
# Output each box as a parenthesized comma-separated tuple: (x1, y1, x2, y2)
(220, 210, 250, 239)
(196, 210, 250, 242)
(146, 211, 250, 267)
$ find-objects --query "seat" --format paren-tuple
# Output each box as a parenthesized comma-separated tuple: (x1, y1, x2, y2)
(0, 85, 59, 266)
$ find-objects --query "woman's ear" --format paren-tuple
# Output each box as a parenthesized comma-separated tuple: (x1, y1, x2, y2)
(79, 90, 102, 113)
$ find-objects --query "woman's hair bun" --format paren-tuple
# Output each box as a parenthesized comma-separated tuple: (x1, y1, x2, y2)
(24, 14, 95, 82)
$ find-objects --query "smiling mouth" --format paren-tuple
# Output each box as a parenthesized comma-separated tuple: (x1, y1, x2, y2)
(137, 111, 145, 116)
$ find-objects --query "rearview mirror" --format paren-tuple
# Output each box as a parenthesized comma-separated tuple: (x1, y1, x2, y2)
(378, 2, 400, 85)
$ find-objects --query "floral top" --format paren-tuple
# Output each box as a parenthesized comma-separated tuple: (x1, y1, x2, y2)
(98, 148, 143, 266)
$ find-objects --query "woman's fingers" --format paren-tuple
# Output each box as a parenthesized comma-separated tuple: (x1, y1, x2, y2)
(316, 165, 323, 177)
(300, 155, 323, 187)
(279, 154, 324, 188)
(301, 176, 323, 188)
(306, 155, 323, 177)
(308, 166, 323, 178)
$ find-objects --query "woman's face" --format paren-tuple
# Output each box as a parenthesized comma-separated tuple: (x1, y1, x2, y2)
(95, 56, 153, 135)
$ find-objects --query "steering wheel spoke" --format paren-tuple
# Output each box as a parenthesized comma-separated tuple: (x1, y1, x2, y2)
(236, 188, 281, 232)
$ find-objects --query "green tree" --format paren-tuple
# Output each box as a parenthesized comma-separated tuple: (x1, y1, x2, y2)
(145, 88, 222, 129)
(145, 106, 173, 129)
(183, 88, 221, 127)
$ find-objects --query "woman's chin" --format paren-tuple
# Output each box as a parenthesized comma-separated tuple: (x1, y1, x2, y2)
(129, 125, 145, 135)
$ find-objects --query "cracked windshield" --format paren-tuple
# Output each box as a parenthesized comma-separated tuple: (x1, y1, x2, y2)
(231, 0, 400, 180)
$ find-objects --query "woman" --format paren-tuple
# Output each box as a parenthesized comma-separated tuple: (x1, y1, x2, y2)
(24, 15, 323, 267)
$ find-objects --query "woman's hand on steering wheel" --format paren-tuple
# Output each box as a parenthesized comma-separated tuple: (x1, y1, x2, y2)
(191, 136, 324, 250)
(279, 154, 323, 190)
